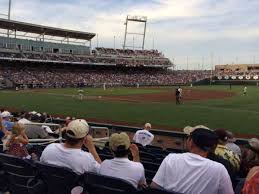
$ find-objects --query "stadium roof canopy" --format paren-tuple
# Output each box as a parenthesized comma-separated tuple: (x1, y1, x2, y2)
(0, 18, 95, 41)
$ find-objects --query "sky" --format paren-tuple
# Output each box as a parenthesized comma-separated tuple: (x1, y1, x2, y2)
(0, 0, 259, 69)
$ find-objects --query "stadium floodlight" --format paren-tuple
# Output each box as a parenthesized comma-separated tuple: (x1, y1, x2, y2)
(123, 15, 147, 50)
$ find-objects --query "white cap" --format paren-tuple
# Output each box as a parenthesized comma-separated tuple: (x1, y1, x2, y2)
(1, 111, 12, 118)
(30, 111, 37, 115)
(36, 113, 41, 117)
(183, 125, 210, 135)
(66, 119, 89, 139)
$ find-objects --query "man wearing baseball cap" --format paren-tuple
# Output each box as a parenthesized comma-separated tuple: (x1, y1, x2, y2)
(240, 138, 259, 177)
(151, 127, 234, 194)
(99, 132, 146, 188)
(1, 111, 14, 131)
(214, 129, 240, 172)
(40, 119, 101, 175)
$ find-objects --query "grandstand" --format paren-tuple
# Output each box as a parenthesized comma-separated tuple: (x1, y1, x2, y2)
(214, 64, 259, 85)
(0, 18, 184, 89)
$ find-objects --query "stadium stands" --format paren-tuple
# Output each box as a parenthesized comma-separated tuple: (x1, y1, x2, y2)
(0, 110, 256, 194)
(0, 62, 211, 88)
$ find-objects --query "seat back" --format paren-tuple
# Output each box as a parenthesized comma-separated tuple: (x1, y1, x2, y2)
(36, 162, 80, 194)
(0, 153, 36, 194)
(84, 172, 139, 194)
(234, 178, 245, 194)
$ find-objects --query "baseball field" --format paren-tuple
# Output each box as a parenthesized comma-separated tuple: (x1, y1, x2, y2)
(0, 85, 259, 137)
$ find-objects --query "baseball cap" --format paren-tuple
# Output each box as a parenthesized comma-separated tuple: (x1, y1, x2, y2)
(1, 111, 13, 118)
(66, 119, 89, 139)
(226, 131, 236, 143)
(248, 138, 259, 153)
(183, 125, 210, 135)
(190, 128, 219, 151)
(214, 129, 228, 142)
(109, 132, 130, 152)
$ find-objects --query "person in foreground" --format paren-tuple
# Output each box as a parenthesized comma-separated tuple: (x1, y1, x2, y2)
(40, 119, 101, 174)
(99, 132, 147, 189)
(151, 128, 234, 194)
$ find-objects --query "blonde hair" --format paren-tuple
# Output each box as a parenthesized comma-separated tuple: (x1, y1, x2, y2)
(11, 123, 23, 135)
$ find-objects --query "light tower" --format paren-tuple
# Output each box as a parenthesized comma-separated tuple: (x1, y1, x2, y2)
(123, 15, 147, 50)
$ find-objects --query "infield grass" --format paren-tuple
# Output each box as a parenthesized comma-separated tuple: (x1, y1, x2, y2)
(0, 85, 258, 135)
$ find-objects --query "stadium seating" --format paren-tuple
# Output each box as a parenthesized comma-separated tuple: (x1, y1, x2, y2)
(84, 172, 138, 194)
(0, 153, 37, 194)
(234, 178, 246, 194)
(33, 162, 81, 194)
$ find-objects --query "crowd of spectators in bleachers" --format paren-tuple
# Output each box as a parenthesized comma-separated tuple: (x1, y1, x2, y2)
(0, 48, 172, 67)
(95, 47, 163, 58)
(0, 64, 211, 88)
(0, 109, 258, 194)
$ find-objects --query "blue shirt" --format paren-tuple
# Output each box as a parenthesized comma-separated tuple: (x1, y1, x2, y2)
(2, 120, 14, 131)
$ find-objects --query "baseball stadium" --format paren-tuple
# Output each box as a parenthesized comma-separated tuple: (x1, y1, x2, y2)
(0, 1, 259, 194)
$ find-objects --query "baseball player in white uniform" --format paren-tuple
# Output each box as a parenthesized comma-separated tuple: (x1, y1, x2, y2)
(243, 86, 247, 95)
(133, 123, 154, 147)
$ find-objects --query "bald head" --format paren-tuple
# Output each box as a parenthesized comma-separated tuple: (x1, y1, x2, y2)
(144, 123, 152, 130)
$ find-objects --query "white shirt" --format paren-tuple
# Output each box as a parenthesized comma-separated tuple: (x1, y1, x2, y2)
(18, 118, 32, 124)
(99, 158, 146, 188)
(40, 143, 100, 175)
(133, 130, 154, 146)
(153, 153, 234, 194)
(178, 88, 183, 96)
(226, 143, 241, 158)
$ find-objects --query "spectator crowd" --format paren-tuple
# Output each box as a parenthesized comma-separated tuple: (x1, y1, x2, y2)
(0, 48, 172, 67)
(0, 109, 258, 194)
(0, 64, 211, 89)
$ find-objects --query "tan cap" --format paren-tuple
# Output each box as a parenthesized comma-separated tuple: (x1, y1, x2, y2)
(249, 138, 259, 153)
(109, 132, 130, 152)
(66, 119, 89, 139)
(183, 125, 210, 135)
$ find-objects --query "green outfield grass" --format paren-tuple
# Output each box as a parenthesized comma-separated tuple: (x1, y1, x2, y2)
(0, 85, 259, 135)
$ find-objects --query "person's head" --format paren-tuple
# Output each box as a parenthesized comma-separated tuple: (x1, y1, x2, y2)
(12, 122, 25, 135)
(109, 132, 130, 158)
(214, 129, 228, 145)
(226, 131, 236, 143)
(144, 123, 152, 131)
(65, 116, 71, 126)
(65, 119, 89, 147)
(187, 128, 218, 156)
(245, 138, 259, 162)
(1, 111, 12, 121)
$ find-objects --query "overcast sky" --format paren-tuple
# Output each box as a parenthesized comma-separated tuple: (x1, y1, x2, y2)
(0, 0, 259, 69)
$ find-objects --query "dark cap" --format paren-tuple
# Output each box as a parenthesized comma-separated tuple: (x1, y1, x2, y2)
(190, 128, 219, 151)
(214, 129, 228, 142)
